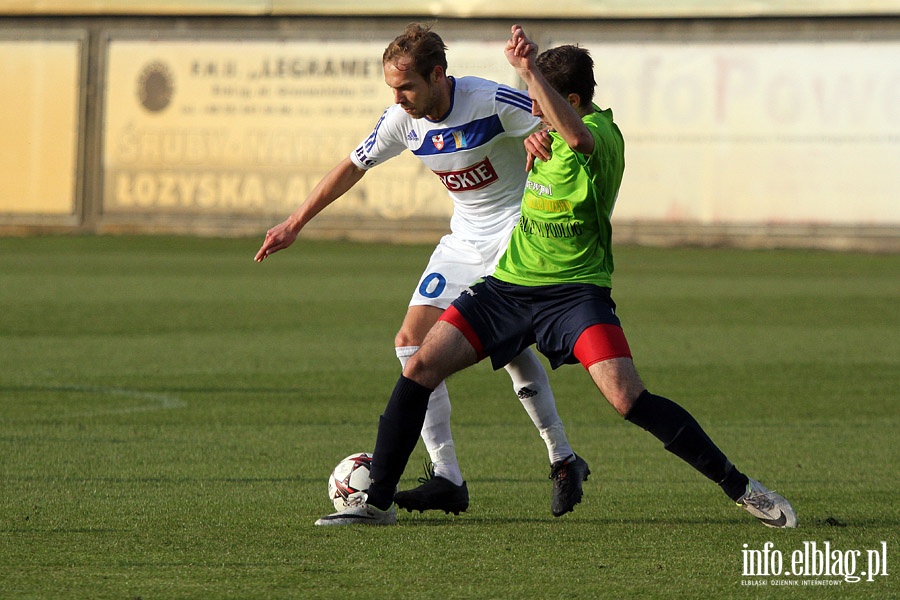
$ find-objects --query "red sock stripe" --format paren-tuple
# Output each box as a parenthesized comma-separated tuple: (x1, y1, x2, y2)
(438, 305, 486, 361)
(573, 323, 632, 369)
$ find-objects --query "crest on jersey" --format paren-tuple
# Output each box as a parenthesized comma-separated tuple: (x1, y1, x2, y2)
(431, 133, 445, 151)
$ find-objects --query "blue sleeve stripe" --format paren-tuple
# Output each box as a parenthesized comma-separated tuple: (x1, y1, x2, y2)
(363, 109, 390, 152)
(496, 86, 532, 112)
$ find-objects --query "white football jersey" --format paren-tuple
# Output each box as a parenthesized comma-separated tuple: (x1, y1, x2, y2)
(350, 76, 541, 240)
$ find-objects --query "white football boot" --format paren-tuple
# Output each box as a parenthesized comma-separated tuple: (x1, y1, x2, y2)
(315, 492, 397, 526)
(737, 478, 798, 528)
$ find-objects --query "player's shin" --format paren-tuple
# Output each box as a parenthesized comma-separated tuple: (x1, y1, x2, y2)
(624, 390, 749, 501)
(504, 349, 574, 464)
(397, 346, 463, 485)
(367, 375, 433, 510)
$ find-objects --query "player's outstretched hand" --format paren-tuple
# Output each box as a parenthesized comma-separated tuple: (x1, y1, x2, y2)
(505, 24, 538, 72)
(254, 221, 299, 262)
(525, 129, 553, 170)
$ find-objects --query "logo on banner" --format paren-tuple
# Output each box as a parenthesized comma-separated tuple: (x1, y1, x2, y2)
(138, 61, 175, 113)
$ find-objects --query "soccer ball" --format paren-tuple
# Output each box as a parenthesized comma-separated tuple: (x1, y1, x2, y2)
(327, 452, 373, 511)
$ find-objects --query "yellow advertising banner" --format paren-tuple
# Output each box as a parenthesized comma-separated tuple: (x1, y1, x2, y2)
(3, 0, 269, 15)
(102, 33, 900, 229)
(103, 38, 517, 221)
(0, 39, 81, 216)
(5, 0, 900, 17)
(565, 39, 900, 225)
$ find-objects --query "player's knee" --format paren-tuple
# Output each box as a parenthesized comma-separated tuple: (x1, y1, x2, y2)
(615, 391, 643, 417)
(600, 380, 644, 417)
(394, 330, 407, 348)
(610, 381, 646, 416)
(394, 328, 422, 348)
(602, 390, 636, 417)
(402, 352, 441, 389)
(588, 359, 644, 416)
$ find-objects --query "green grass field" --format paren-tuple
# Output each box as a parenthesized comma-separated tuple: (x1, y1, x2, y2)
(1, 235, 898, 599)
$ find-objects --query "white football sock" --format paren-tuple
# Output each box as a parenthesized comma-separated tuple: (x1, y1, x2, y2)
(396, 346, 464, 486)
(503, 348, 574, 464)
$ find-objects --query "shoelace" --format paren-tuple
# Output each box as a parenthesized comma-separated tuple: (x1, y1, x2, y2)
(549, 462, 569, 482)
(416, 460, 436, 485)
(345, 491, 368, 508)
(549, 455, 577, 482)
(743, 491, 776, 512)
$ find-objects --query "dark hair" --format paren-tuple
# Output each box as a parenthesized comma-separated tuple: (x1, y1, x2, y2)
(382, 23, 448, 79)
(536, 45, 596, 107)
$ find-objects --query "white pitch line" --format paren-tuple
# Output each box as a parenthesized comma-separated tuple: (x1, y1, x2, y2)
(53, 386, 187, 417)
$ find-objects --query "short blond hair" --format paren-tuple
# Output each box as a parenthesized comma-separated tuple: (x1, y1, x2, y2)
(382, 23, 448, 79)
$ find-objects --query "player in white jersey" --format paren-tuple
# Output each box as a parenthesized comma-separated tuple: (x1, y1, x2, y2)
(353, 76, 534, 240)
(256, 23, 590, 517)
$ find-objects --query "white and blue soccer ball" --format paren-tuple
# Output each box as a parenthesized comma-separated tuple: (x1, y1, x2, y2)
(327, 452, 373, 511)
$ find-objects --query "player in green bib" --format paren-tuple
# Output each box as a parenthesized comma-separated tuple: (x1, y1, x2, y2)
(494, 105, 623, 288)
(316, 25, 797, 529)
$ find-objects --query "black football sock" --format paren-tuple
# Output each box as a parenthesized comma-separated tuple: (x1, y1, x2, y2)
(365, 375, 433, 510)
(624, 390, 749, 501)
(719, 464, 751, 502)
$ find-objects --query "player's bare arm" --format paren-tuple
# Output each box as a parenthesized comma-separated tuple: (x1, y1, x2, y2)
(505, 25, 594, 155)
(254, 157, 366, 262)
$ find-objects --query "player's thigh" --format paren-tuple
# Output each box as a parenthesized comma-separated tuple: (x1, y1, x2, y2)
(586, 357, 645, 416)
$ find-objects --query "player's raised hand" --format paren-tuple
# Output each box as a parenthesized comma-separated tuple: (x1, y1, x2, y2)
(254, 220, 299, 262)
(505, 25, 538, 72)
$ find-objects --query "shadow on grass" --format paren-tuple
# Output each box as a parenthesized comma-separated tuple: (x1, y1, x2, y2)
(389, 513, 900, 529)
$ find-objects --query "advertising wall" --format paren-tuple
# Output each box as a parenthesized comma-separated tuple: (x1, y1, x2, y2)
(102, 37, 517, 225)
(0, 14, 898, 249)
(570, 38, 900, 226)
(0, 36, 82, 220)
(5, 0, 900, 17)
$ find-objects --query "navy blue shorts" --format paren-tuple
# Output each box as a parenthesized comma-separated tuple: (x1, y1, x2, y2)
(444, 276, 624, 370)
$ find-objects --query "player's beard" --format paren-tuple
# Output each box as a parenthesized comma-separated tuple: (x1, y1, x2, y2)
(406, 82, 443, 120)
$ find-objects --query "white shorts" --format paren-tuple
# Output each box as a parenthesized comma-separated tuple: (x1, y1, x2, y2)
(409, 229, 515, 310)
